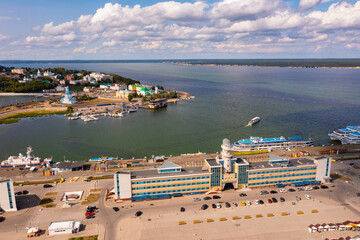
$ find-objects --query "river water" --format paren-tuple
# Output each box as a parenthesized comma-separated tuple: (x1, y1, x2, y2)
(0, 61, 359, 161)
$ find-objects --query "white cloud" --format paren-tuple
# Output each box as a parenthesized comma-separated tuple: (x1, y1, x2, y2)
(299, 0, 322, 11)
(211, 0, 283, 20)
(73, 47, 85, 53)
(9, 0, 360, 58)
(0, 16, 13, 20)
(0, 34, 9, 41)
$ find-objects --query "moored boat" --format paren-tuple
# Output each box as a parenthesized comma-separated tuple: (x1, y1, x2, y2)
(1, 147, 52, 168)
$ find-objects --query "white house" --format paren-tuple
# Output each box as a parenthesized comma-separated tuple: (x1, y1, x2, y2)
(48, 221, 80, 235)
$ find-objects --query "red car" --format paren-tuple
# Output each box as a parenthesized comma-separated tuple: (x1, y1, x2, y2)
(85, 211, 95, 216)
(268, 199, 272, 204)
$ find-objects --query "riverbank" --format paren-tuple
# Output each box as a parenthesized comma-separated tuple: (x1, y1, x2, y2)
(0, 106, 70, 124)
(176, 62, 360, 69)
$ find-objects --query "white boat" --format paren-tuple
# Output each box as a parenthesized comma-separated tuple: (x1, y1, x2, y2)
(1, 147, 52, 168)
(247, 116, 260, 126)
(232, 136, 314, 152)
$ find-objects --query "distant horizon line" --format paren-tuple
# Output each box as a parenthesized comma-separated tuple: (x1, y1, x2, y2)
(1, 58, 360, 62)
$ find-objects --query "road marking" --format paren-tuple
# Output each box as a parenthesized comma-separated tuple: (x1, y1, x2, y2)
(219, 218, 227, 221)
(256, 214, 263, 218)
(311, 210, 318, 213)
(281, 212, 289, 216)
(232, 216, 240, 220)
(193, 220, 201, 224)
(267, 213, 274, 217)
(178, 221, 186, 225)
(297, 211, 304, 214)
(244, 216, 252, 219)
(206, 219, 214, 222)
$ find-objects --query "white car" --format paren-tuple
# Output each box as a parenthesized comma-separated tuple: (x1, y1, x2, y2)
(216, 203, 222, 208)
(254, 200, 259, 205)
(246, 201, 251, 206)
(280, 189, 287, 193)
(305, 186, 313, 191)
(305, 194, 311, 200)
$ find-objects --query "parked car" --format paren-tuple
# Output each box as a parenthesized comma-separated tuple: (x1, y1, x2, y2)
(296, 196, 301, 201)
(313, 186, 320, 190)
(305, 186, 313, 191)
(270, 190, 278, 194)
(22, 190, 29, 195)
(320, 185, 329, 189)
(203, 196, 212, 200)
(14, 191, 22, 196)
(271, 197, 278, 203)
(212, 195, 221, 199)
(216, 203, 221, 209)
(260, 190, 269, 195)
(297, 188, 305, 191)
(87, 206, 97, 212)
(254, 200, 259, 205)
(246, 201, 251, 206)
(305, 194, 311, 200)
(259, 200, 264, 205)
(180, 207, 185, 212)
(350, 162, 356, 167)
(241, 201, 246, 206)
(193, 198, 201, 202)
(288, 188, 296, 192)
(43, 184, 53, 188)
(239, 193, 247, 197)
(201, 204, 208, 210)
(268, 199, 272, 204)
(85, 211, 95, 216)
(0, 216, 5, 222)
(212, 204, 217, 209)
(280, 189, 287, 193)
(225, 202, 231, 208)
(86, 215, 95, 219)
(135, 211, 143, 217)
(233, 202, 238, 207)
(113, 207, 119, 212)
(280, 197, 285, 202)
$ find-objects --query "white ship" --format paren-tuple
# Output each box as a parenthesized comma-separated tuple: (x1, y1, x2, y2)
(232, 136, 314, 152)
(1, 147, 52, 168)
(246, 117, 260, 126)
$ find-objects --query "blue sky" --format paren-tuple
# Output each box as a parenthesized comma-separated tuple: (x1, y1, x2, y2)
(0, 0, 359, 59)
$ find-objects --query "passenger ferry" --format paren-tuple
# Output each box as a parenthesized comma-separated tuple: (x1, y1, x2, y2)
(1, 147, 52, 168)
(232, 136, 314, 152)
(246, 117, 260, 126)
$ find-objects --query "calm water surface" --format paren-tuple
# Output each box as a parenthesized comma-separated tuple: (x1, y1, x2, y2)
(0, 62, 359, 161)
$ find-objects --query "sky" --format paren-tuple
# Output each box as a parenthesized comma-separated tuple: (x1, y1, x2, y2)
(0, 0, 360, 60)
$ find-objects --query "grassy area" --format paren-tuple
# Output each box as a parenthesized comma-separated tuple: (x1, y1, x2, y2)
(45, 192, 57, 196)
(81, 194, 100, 205)
(0, 118, 20, 124)
(39, 197, 56, 208)
(69, 235, 98, 240)
(90, 188, 101, 192)
(330, 173, 352, 181)
(0, 107, 73, 125)
(14, 179, 60, 186)
(87, 175, 113, 180)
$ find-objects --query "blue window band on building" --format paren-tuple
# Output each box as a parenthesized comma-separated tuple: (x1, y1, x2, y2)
(248, 177, 316, 186)
(133, 176, 209, 185)
(6, 182, 13, 209)
(248, 167, 316, 175)
(132, 181, 209, 190)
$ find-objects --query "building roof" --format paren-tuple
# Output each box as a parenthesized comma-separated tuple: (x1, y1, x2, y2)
(57, 161, 85, 169)
(130, 166, 210, 180)
(48, 221, 78, 230)
(158, 161, 181, 169)
(248, 158, 315, 171)
(205, 159, 221, 167)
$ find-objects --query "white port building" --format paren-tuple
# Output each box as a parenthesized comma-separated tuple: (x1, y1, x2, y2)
(48, 221, 80, 235)
(0, 178, 17, 212)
